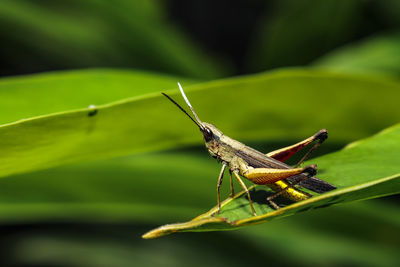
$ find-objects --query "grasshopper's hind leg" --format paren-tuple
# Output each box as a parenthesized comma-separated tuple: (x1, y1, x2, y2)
(266, 168, 317, 209)
(266, 129, 327, 166)
(244, 165, 317, 185)
(242, 164, 317, 210)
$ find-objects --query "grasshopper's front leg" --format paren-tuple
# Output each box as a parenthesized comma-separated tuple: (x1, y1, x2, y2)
(229, 170, 235, 197)
(216, 163, 243, 215)
(216, 163, 227, 214)
(232, 170, 257, 216)
(229, 157, 258, 216)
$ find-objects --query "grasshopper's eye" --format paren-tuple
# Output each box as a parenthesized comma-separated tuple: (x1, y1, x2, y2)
(203, 128, 213, 142)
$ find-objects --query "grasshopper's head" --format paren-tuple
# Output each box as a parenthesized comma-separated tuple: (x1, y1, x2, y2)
(200, 122, 224, 158)
(162, 83, 224, 158)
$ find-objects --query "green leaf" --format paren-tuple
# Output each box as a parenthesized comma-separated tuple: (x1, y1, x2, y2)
(0, 69, 197, 124)
(313, 33, 400, 76)
(143, 123, 400, 238)
(0, 68, 400, 179)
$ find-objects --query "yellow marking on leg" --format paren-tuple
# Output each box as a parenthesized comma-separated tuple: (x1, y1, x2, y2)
(244, 167, 307, 185)
(268, 181, 310, 202)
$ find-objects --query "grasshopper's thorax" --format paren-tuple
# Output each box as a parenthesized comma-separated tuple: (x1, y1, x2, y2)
(201, 122, 243, 163)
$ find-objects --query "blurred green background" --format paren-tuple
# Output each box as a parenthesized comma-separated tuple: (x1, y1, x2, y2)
(0, 0, 399, 266)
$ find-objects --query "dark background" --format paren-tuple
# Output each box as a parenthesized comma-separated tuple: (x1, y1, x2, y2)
(1, 0, 400, 78)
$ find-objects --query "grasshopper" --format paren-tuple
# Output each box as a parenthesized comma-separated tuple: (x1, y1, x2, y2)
(162, 83, 336, 216)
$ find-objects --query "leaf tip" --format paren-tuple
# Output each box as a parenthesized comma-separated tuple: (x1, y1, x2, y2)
(142, 228, 166, 239)
(142, 217, 228, 239)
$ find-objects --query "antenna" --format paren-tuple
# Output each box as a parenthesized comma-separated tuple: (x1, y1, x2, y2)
(177, 82, 202, 125)
(161, 93, 203, 130)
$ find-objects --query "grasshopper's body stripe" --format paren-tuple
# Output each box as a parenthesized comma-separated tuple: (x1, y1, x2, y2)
(213, 132, 289, 168)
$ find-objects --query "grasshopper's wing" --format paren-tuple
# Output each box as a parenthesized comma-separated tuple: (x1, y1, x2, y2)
(287, 175, 336, 193)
